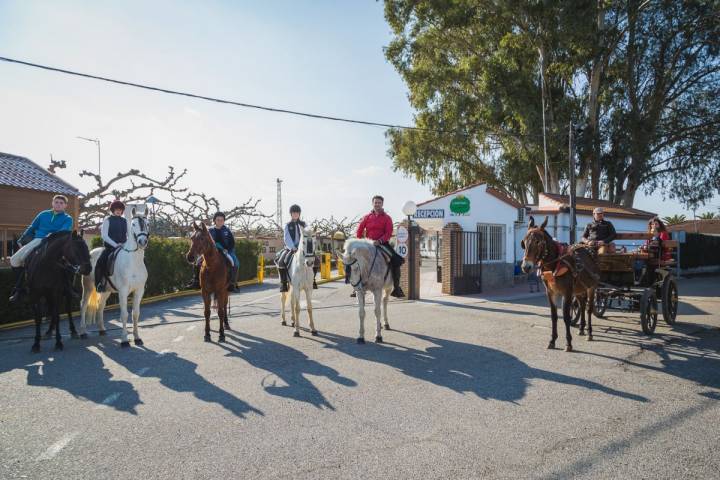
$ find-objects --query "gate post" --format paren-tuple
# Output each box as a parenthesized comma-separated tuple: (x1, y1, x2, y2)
(399, 219, 421, 300)
(441, 223, 462, 294)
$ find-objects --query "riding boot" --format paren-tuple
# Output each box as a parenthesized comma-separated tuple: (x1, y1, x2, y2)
(313, 266, 319, 289)
(279, 268, 289, 292)
(186, 264, 201, 289)
(8, 267, 26, 303)
(228, 265, 239, 292)
(390, 264, 405, 298)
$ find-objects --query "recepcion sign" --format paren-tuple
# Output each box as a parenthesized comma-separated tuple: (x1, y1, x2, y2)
(414, 209, 445, 219)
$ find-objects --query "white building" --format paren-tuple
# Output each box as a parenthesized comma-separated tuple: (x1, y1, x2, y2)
(412, 183, 525, 290)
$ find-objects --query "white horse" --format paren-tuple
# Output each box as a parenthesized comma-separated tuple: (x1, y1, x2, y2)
(280, 227, 317, 337)
(338, 238, 393, 344)
(79, 205, 149, 347)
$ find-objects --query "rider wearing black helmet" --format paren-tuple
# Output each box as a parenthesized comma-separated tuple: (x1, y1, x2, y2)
(276, 204, 319, 292)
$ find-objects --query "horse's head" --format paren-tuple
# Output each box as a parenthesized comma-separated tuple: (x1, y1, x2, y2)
(130, 206, 150, 249)
(300, 228, 316, 267)
(64, 230, 92, 275)
(337, 238, 372, 289)
(186, 222, 212, 264)
(520, 216, 551, 273)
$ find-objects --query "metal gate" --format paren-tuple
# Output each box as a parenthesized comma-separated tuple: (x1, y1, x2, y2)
(450, 230, 483, 294)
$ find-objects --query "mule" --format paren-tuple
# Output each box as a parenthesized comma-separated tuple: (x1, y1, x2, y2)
(520, 216, 599, 352)
(186, 222, 229, 343)
(25, 231, 92, 352)
(338, 238, 393, 344)
(280, 227, 317, 337)
(79, 206, 149, 347)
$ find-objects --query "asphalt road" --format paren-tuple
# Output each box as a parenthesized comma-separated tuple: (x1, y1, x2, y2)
(1, 276, 719, 479)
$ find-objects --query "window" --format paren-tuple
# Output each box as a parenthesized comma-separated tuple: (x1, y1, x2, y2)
(269, 246, 276, 254)
(477, 223, 505, 262)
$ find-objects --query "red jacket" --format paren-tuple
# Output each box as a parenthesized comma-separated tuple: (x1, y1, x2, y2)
(356, 210, 393, 243)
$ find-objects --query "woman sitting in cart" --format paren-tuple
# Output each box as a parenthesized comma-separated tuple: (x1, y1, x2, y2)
(635, 217, 672, 284)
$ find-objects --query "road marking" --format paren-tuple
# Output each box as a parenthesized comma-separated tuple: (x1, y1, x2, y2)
(37, 432, 79, 461)
(186, 325, 197, 331)
(96, 392, 122, 409)
(132, 367, 150, 378)
(172, 335, 184, 343)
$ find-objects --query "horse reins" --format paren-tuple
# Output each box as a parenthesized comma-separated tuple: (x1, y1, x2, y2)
(123, 215, 149, 252)
(347, 247, 380, 290)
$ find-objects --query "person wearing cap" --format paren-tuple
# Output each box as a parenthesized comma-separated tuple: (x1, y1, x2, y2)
(95, 199, 128, 292)
(209, 212, 239, 292)
(9, 194, 75, 302)
(582, 207, 617, 251)
(276, 204, 319, 293)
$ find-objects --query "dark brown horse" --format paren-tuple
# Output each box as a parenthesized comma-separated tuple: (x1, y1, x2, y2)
(520, 216, 599, 352)
(26, 231, 92, 352)
(185, 222, 229, 342)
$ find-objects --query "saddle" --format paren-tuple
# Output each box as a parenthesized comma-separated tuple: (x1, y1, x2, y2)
(106, 246, 122, 278)
(542, 243, 599, 287)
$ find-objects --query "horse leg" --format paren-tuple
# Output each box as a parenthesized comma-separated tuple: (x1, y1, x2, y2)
(357, 292, 366, 344)
(203, 292, 212, 342)
(562, 293, 573, 352)
(52, 297, 63, 351)
(306, 288, 317, 336)
(383, 289, 390, 330)
(32, 302, 42, 353)
(97, 293, 109, 336)
(132, 287, 145, 345)
(118, 290, 131, 348)
(218, 292, 227, 343)
(578, 296, 587, 336)
(67, 296, 79, 339)
(78, 282, 90, 339)
(280, 291, 287, 326)
(547, 291, 558, 349)
(373, 290, 383, 343)
(292, 290, 300, 337)
(586, 289, 594, 341)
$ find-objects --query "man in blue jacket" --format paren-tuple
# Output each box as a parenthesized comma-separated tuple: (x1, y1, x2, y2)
(9, 195, 74, 302)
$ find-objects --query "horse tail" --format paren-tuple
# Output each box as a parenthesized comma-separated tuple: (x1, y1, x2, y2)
(86, 287, 101, 324)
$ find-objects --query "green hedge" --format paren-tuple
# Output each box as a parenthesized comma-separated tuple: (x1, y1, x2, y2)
(0, 236, 261, 324)
(678, 233, 720, 269)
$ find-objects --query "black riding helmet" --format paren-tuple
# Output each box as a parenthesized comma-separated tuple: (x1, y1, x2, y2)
(289, 204, 301, 214)
(213, 211, 225, 221)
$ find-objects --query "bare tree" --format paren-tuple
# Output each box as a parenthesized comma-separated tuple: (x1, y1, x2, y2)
(310, 215, 361, 239)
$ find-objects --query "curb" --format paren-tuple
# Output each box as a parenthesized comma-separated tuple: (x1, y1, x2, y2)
(0, 275, 345, 332)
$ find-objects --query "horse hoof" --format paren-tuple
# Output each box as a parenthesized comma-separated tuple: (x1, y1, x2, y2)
(224, 322, 231, 330)
(356, 337, 365, 344)
(311, 330, 318, 336)
(293, 331, 300, 337)
(547, 342, 556, 350)
(383, 324, 391, 331)
(565, 345, 573, 352)
(120, 341, 131, 348)
(71, 332, 79, 339)
(578, 330, 586, 336)
(54, 343, 64, 351)
(79, 333, 88, 340)
(375, 336, 383, 343)
(204, 335, 211, 342)
(218, 335, 226, 343)
(31, 344, 40, 353)
(134, 338, 144, 346)
(98, 330, 107, 337)
(587, 335, 593, 342)
(281, 321, 287, 326)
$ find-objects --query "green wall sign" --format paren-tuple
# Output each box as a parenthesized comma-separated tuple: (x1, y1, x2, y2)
(449, 195, 470, 214)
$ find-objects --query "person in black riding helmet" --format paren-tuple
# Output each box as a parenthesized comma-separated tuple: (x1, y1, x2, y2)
(276, 204, 319, 292)
(186, 212, 239, 291)
(95, 199, 128, 293)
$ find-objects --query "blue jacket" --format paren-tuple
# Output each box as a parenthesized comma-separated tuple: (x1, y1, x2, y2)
(22, 210, 73, 240)
(209, 225, 235, 252)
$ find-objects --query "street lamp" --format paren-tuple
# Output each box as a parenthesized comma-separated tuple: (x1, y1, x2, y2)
(402, 200, 418, 225)
(147, 195, 160, 232)
(76, 136, 101, 178)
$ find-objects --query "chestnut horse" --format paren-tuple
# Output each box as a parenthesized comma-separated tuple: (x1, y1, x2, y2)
(186, 222, 230, 342)
(520, 216, 599, 352)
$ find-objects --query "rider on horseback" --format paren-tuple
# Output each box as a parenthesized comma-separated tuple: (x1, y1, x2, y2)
(187, 212, 239, 292)
(9, 195, 74, 302)
(350, 195, 405, 298)
(276, 204, 319, 293)
(95, 199, 128, 293)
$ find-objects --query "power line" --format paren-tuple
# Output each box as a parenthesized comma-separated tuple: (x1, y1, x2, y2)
(0, 55, 450, 134)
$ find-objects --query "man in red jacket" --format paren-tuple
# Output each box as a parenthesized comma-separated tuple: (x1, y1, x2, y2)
(349, 195, 405, 298)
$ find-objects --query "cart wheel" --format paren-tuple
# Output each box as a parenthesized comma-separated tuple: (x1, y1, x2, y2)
(661, 276, 679, 325)
(569, 297, 581, 326)
(640, 289, 658, 335)
(593, 292, 608, 318)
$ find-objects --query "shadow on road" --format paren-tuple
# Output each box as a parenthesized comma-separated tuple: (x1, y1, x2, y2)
(0, 341, 142, 414)
(218, 330, 357, 410)
(314, 330, 648, 404)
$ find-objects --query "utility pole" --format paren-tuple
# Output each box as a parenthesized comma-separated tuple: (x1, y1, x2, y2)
(539, 50, 550, 192)
(76, 136, 101, 178)
(276, 178, 283, 232)
(569, 122, 577, 244)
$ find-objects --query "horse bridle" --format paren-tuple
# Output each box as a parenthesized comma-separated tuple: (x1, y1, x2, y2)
(345, 248, 380, 290)
(123, 215, 149, 252)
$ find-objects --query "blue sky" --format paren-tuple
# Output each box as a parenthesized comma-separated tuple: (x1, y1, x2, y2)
(0, 0, 715, 221)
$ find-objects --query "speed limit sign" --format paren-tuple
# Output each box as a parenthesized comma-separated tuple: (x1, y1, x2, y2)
(396, 243, 408, 258)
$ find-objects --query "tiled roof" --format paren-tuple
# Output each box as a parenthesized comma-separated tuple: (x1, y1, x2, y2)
(533, 193, 656, 219)
(667, 219, 720, 234)
(0, 152, 81, 196)
(417, 182, 523, 209)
